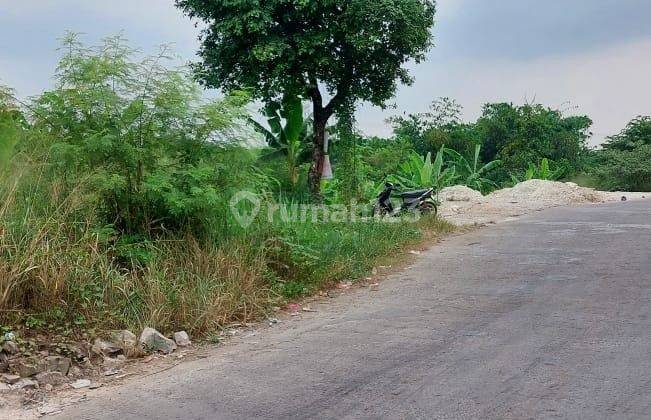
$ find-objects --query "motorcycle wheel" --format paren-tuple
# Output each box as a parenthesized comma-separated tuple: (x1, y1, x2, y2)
(373, 204, 388, 217)
(418, 201, 438, 216)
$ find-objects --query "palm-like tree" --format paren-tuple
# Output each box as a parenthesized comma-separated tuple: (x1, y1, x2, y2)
(249, 94, 312, 187)
(444, 144, 501, 193)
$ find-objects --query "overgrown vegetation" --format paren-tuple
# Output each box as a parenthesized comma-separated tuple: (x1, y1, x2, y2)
(390, 99, 592, 186)
(0, 36, 453, 338)
(589, 116, 651, 191)
(1, 7, 648, 341)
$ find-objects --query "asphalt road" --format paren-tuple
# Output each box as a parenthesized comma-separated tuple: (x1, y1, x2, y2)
(54, 201, 651, 419)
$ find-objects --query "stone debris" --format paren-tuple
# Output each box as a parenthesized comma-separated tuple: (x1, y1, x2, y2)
(139, 328, 177, 354)
(45, 356, 71, 375)
(111, 330, 138, 352)
(2, 341, 19, 355)
(11, 378, 38, 390)
(1, 374, 20, 384)
(10, 358, 46, 378)
(70, 379, 91, 389)
(337, 281, 352, 290)
(34, 371, 66, 386)
(285, 303, 301, 312)
(103, 368, 121, 376)
(438, 185, 485, 203)
(173, 331, 191, 347)
(92, 338, 122, 357)
(37, 403, 63, 416)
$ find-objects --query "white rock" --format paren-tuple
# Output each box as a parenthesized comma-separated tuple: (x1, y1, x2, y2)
(173, 331, 191, 347)
(70, 379, 91, 389)
(45, 355, 71, 375)
(37, 404, 62, 416)
(1, 374, 20, 384)
(139, 328, 177, 354)
(111, 330, 137, 351)
(11, 378, 38, 390)
(92, 338, 121, 357)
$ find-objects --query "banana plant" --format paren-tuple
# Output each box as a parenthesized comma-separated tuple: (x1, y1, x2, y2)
(249, 94, 312, 186)
(392, 146, 457, 190)
(443, 144, 502, 193)
(509, 158, 566, 185)
(524, 158, 565, 181)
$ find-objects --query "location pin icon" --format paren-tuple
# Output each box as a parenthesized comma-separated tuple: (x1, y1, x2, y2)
(229, 191, 261, 228)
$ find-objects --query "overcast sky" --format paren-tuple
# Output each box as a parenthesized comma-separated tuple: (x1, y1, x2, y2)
(1, 0, 650, 145)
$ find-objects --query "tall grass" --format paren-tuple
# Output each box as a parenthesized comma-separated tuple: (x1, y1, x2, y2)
(0, 35, 454, 339)
(0, 155, 452, 336)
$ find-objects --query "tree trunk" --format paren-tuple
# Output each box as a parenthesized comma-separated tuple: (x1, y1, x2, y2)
(308, 115, 327, 196)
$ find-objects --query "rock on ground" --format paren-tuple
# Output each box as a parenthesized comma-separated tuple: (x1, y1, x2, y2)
(35, 371, 67, 386)
(45, 356, 71, 375)
(139, 328, 177, 354)
(11, 378, 38, 390)
(1, 374, 20, 384)
(173, 331, 191, 347)
(9, 358, 45, 378)
(70, 379, 91, 389)
(2, 341, 19, 355)
(111, 330, 137, 351)
(92, 338, 122, 357)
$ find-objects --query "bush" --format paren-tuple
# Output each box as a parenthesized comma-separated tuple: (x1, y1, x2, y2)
(29, 33, 253, 236)
(0, 35, 455, 338)
(590, 116, 651, 192)
(591, 145, 651, 191)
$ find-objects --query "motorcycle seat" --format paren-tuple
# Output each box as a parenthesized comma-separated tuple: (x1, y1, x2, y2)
(397, 189, 430, 199)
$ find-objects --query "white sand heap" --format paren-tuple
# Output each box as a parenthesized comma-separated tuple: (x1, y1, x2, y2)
(437, 180, 648, 226)
(486, 180, 607, 209)
(438, 185, 486, 203)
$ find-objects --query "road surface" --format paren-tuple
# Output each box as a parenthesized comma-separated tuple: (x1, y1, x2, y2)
(53, 201, 651, 419)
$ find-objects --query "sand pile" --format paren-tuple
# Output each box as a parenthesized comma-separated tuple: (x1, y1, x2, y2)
(438, 185, 485, 203)
(486, 180, 607, 210)
(437, 180, 647, 226)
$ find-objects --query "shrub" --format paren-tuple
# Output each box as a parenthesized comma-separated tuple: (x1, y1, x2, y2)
(590, 116, 651, 192)
(29, 33, 253, 236)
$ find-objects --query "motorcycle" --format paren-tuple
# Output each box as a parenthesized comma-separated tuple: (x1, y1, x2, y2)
(374, 182, 439, 217)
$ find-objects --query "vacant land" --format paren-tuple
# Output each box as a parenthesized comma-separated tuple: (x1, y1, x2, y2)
(38, 200, 651, 419)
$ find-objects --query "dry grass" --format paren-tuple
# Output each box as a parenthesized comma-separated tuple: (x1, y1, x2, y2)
(134, 238, 274, 335)
(0, 160, 454, 338)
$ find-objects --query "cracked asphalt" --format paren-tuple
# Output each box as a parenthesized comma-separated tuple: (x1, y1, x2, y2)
(52, 200, 651, 419)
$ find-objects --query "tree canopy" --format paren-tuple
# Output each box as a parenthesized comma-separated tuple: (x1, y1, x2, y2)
(602, 116, 651, 151)
(176, 0, 437, 193)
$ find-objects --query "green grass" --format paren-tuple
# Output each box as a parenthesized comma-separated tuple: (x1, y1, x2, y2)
(0, 162, 454, 338)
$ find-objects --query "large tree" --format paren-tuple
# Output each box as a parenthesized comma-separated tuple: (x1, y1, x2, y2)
(176, 0, 436, 194)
